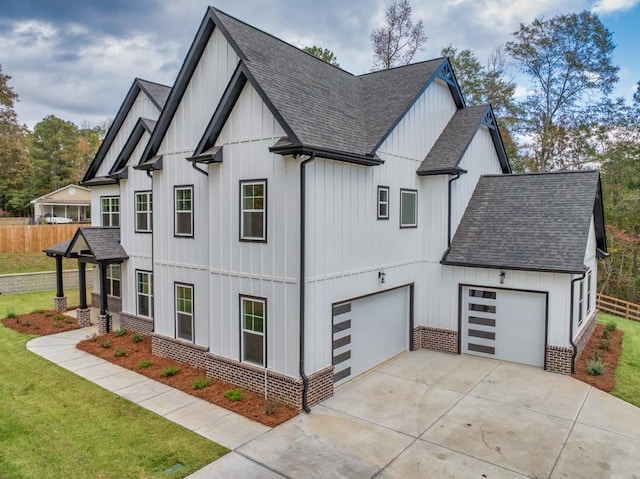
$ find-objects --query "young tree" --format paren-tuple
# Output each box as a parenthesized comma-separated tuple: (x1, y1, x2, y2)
(303, 46, 340, 67)
(370, 0, 427, 70)
(0, 65, 33, 214)
(505, 11, 619, 172)
(29, 115, 80, 195)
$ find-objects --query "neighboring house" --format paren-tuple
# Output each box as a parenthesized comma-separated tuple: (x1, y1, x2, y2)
(45, 7, 606, 411)
(31, 184, 91, 223)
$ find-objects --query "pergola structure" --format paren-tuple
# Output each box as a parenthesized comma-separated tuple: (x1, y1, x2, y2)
(44, 227, 127, 332)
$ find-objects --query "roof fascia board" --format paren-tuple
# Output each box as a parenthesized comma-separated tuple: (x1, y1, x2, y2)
(594, 175, 607, 253)
(108, 118, 148, 175)
(484, 106, 512, 174)
(139, 9, 218, 165)
(417, 167, 468, 176)
(440, 258, 585, 275)
(82, 81, 141, 182)
(370, 58, 462, 155)
(437, 59, 465, 109)
(80, 177, 119, 186)
(270, 143, 383, 166)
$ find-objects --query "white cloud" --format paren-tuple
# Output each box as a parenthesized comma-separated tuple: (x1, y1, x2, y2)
(592, 0, 640, 13)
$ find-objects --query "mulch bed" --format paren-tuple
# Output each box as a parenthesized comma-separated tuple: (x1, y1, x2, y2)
(1, 310, 80, 335)
(2, 311, 298, 427)
(572, 323, 624, 392)
(76, 331, 299, 427)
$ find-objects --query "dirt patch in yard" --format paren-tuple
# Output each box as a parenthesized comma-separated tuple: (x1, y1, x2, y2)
(572, 323, 624, 392)
(1, 310, 79, 335)
(77, 331, 299, 427)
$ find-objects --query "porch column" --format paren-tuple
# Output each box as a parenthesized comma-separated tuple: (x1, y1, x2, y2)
(53, 255, 67, 313)
(97, 262, 111, 333)
(76, 261, 91, 327)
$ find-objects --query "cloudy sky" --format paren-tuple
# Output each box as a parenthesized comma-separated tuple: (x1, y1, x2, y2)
(2, 0, 639, 129)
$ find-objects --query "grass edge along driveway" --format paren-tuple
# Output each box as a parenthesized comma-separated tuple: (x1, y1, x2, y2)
(0, 324, 228, 479)
(599, 313, 640, 408)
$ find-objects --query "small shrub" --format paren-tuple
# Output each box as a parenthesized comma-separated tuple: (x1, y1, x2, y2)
(599, 337, 611, 351)
(602, 329, 611, 340)
(587, 358, 605, 376)
(99, 339, 112, 349)
(114, 328, 127, 337)
(591, 348, 600, 361)
(114, 348, 127, 357)
(139, 360, 154, 369)
(53, 314, 65, 321)
(604, 320, 617, 334)
(192, 376, 211, 390)
(30, 309, 45, 314)
(88, 333, 98, 342)
(6, 309, 16, 319)
(224, 388, 243, 402)
(131, 332, 143, 343)
(160, 366, 179, 377)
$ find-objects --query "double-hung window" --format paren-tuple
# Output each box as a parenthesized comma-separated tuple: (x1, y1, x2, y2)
(400, 189, 417, 228)
(175, 283, 194, 341)
(240, 180, 266, 241)
(136, 271, 153, 318)
(377, 186, 389, 220)
(101, 196, 120, 227)
(135, 191, 152, 233)
(105, 264, 121, 297)
(175, 186, 193, 237)
(578, 279, 584, 326)
(586, 270, 592, 315)
(241, 296, 266, 366)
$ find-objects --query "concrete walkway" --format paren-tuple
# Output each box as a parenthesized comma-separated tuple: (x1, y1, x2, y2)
(27, 327, 640, 479)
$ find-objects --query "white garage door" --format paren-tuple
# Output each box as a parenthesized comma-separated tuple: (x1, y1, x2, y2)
(462, 286, 546, 367)
(332, 286, 410, 385)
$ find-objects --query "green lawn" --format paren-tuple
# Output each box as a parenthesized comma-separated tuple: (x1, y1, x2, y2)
(0, 252, 80, 274)
(599, 313, 640, 408)
(0, 321, 228, 478)
(0, 289, 89, 316)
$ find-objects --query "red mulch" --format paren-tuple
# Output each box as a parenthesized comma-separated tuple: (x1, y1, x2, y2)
(77, 332, 299, 427)
(572, 323, 624, 392)
(1, 310, 80, 335)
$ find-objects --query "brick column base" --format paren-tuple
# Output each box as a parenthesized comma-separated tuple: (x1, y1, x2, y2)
(97, 314, 111, 334)
(53, 296, 67, 313)
(414, 326, 459, 354)
(545, 345, 573, 374)
(76, 308, 92, 328)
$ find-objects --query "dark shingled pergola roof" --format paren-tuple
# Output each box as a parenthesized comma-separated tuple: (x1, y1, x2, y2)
(43, 240, 71, 256)
(418, 105, 509, 175)
(442, 171, 607, 274)
(64, 228, 128, 262)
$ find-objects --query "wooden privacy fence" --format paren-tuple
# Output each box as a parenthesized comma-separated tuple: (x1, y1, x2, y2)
(597, 293, 640, 322)
(0, 224, 79, 253)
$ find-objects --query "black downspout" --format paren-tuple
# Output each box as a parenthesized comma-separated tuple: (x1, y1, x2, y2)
(147, 170, 156, 332)
(300, 153, 316, 413)
(447, 172, 461, 247)
(191, 161, 208, 176)
(569, 272, 586, 373)
(55, 255, 64, 298)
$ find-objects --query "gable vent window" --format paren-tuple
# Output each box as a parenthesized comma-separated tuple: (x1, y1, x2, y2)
(377, 186, 389, 220)
(101, 196, 120, 227)
(400, 189, 417, 228)
(174, 186, 193, 237)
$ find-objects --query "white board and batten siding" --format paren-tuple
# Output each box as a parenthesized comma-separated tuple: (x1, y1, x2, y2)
(573, 218, 598, 339)
(152, 27, 239, 348)
(304, 78, 458, 373)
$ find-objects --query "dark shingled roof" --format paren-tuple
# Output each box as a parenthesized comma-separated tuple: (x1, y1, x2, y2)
(138, 79, 171, 110)
(67, 228, 128, 262)
(442, 171, 606, 274)
(43, 240, 71, 256)
(418, 105, 493, 174)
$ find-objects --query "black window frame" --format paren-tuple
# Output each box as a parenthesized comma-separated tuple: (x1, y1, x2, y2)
(399, 188, 418, 229)
(239, 179, 267, 243)
(175, 282, 194, 342)
(586, 270, 592, 315)
(136, 270, 153, 319)
(101, 196, 120, 227)
(105, 263, 121, 298)
(174, 185, 194, 238)
(134, 190, 153, 234)
(239, 294, 267, 367)
(578, 278, 584, 326)
(377, 185, 390, 220)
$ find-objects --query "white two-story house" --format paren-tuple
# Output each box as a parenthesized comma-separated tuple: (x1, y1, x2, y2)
(46, 7, 607, 410)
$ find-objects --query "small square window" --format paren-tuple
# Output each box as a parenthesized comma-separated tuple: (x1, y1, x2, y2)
(175, 186, 193, 237)
(377, 186, 389, 220)
(400, 189, 417, 228)
(240, 180, 266, 241)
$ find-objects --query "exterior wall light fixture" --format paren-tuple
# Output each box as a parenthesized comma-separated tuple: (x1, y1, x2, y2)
(378, 271, 386, 284)
(499, 271, 506, 284)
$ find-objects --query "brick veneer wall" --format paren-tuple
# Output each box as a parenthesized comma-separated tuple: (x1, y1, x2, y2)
(151, 332, 335, 409)
(0, 269, 94, 294)
(545, 345, 573, 374)
(414, 326, 459, 354)
(120, 312, 153, 335)
(91, 293, 122, 313)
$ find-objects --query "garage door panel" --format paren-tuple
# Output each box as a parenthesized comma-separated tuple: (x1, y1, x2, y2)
(462, 287, 545, 367)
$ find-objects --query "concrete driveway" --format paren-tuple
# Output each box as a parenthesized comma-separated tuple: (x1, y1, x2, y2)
(194, 350, 640, 479)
